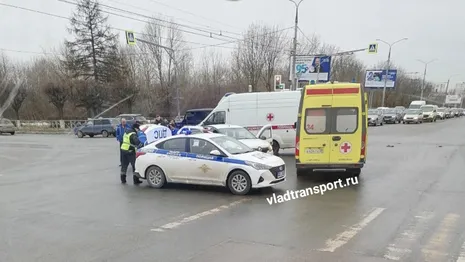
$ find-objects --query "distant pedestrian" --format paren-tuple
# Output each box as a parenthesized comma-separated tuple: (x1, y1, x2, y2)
(116, 118, 131, 166)
(120, 123, 143, 184)
(154, 115, 162, 125)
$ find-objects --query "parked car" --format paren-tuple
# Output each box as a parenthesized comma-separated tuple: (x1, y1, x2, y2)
(402, 109, 423, 124)
(383, 108, 402, 124)
(116, 114, 149, 125)
(0, 118, 16, 135)
(176, 108, 213, 128)
(76, 118, 119, 138)
(437, 107, 446, 120)
(445, 108, 453, 118)
(368, 109, 384, 126)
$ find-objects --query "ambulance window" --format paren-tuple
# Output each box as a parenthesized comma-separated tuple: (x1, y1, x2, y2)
(304, 109, 327, 134)
(334, 108, 358, 133)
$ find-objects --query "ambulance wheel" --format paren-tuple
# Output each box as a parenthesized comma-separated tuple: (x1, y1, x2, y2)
(102, 130, 109, 137)
(272, 140, 280, 155)
(227, 170, 251, 195)
(77, 131, 84, 138)
(146, 166, 166, 188)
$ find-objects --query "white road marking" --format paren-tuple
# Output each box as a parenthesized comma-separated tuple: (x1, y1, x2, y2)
(318, 207, 385, 252)
(384, 211, 434, 260)
(150, 198, 251, 232)
(456, 240, 465, 262)
(422, 213, 460, 261)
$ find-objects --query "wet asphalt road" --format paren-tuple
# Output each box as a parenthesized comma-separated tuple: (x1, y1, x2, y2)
(1, 118, 465, 262)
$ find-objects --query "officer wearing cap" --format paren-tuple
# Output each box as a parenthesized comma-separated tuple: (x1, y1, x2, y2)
(120, 123, 143, 184)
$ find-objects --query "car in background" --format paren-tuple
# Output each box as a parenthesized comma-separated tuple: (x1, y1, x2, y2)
(445, 108, 453, 118)
(116, 114, 149, 125)
(134, 133, 286, 195)
(176, 108, 213, 128)
(394, 106, 405, 111)
(368, 109, 384, 126)
(458, 108, 464, 117)
(402, 109, 423, 124)
(383, 108, 402, 124)
(76, 118, 119, 138)
(437, 107, 446, 120)
(205, 124, 273, 154)
(420, 105, 438, 122)
(0, 118, 16, 135)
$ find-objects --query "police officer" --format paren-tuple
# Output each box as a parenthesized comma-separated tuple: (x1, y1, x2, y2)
(116, 118, 131, 166)
(120, 123, 143, 184)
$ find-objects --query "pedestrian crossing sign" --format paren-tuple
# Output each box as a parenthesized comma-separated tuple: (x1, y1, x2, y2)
(126, 30, 136, 45)
(368, 43, 378, 54)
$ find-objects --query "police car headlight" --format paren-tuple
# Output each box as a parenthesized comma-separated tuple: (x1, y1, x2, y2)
(245, 161, 271, 170)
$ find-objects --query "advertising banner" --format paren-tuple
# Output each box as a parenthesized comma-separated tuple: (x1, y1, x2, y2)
(364, 69, 397, 90)
(291, 56, 332, 82)
(445, 95, 462, 104)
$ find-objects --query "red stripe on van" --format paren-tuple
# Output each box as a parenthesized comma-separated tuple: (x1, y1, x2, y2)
(246, 125, 295, 131)
(306, 87, 359, 95)
(333, 88, 359, 94)
(306, 89, 332, 95)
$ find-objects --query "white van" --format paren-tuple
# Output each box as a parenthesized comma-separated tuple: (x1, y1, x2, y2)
(409, 100, 426, 109)
(198, 91, 301, 155)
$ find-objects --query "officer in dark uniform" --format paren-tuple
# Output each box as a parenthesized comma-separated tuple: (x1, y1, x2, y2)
(120, 123, 143, 184)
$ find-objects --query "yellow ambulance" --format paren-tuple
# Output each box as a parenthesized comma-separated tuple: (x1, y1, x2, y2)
(295, 82, 368, 176)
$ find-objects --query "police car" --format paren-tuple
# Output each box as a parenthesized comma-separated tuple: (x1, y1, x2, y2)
(134, 132, 286, 195)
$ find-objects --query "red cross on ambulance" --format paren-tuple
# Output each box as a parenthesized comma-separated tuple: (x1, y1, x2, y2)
(339, 142, 352, 154)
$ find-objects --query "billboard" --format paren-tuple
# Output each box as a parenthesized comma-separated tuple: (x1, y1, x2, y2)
(445, 95, 462, 104)
(291, 56, 332, 82)
(364, 69, 397, 90)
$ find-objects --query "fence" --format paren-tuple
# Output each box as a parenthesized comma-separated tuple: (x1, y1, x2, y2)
(12, 120, 87, 133)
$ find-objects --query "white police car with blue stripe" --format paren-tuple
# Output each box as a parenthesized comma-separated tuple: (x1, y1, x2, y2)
(134, 131, 286, 195)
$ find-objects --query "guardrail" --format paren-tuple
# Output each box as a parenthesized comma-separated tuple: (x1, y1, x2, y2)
(13, 120, 88, 132)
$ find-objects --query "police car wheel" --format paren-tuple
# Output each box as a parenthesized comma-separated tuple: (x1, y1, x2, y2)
(227, 170, 251, 195)
(146, 166, 166, 188)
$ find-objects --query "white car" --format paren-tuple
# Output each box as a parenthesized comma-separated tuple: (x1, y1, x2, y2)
(205, 124, 273, 154)
(134, 133, 286, 195)
(176, 125, 209, 135)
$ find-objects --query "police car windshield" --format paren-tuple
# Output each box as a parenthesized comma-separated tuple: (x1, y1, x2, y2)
(217, 127, 256, 140)
(210, 136, 253, 155)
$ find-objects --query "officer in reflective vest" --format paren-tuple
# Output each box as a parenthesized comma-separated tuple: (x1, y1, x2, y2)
(120, 123, 143, 184)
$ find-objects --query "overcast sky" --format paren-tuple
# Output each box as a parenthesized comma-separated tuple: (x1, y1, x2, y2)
(1, 0, 464, 89)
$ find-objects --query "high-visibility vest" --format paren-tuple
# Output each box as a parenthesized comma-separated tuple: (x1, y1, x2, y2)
(120, 132, 136, 151)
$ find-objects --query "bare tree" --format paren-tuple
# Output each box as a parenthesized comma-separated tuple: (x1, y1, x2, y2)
(141, 17, 191, 116)
(9, 66, 29, 120)
(44, 82, 69, 119)
(260, 25, 288, 91)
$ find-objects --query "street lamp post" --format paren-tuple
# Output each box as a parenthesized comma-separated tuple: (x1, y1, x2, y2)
(376, 38, 408, 107)
(417, 59, 437, 101)
(289, 0, 303, 91)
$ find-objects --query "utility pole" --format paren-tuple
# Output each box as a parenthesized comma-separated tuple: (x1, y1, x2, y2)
(376, 38, 408, 107)
(417, 59, 437, 101)
(289, 0, 303, 91)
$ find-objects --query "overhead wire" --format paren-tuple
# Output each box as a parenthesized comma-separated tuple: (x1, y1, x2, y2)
(58, 0, 240, 42)
(106, 0, 242, 36)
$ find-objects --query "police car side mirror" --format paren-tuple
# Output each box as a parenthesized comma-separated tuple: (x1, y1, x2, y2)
(209, 150, 222, 156)
(259, 136, 266, 140)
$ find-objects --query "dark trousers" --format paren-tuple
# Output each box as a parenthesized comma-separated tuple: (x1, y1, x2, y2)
(120, 150, 141, 183)
(119, 141, 123, 164)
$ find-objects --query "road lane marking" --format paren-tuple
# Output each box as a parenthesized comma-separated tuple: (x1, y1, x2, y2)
(318, 207, 385, 252)
(384, 211, 434, 260)
(456, 240, 465, 262)
(422, 213, 460, 261)
(150, 198, 251, 232)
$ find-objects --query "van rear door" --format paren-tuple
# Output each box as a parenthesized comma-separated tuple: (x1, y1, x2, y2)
(298, 88, 333, 164)
(329, 87, 363, 164)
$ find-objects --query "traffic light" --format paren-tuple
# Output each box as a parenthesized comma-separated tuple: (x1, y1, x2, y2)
(274, 75, 282, 90)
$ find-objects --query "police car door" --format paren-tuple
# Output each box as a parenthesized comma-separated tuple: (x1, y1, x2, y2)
(187, 138, 228, 185)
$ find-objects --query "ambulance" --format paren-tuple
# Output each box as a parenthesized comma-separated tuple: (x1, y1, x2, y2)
(295, 82, 368, 176)
(198, 91, 301, 155)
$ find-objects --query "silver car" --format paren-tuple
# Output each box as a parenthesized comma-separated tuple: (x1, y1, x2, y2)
(402, 109, 423, 124)
(368, 109, 384, 126)
(0, 118, 16, 135)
